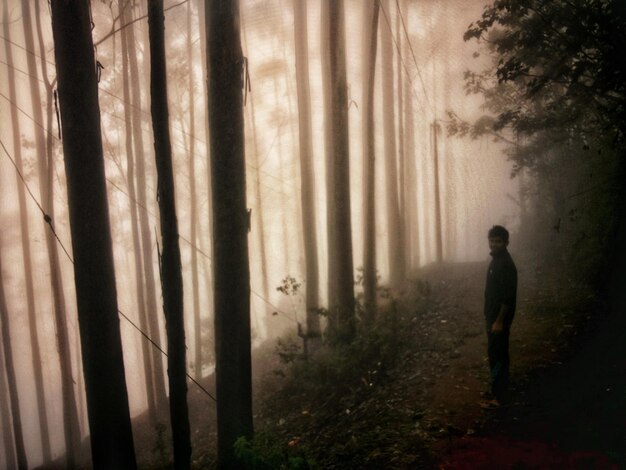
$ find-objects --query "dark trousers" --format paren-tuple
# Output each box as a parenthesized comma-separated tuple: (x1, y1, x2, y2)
(487, 327, 510, 402)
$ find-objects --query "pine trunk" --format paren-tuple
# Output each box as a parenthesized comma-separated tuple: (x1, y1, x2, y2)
(0, 251, 27, 470)
(362, 0, 380, 322)
(0, 341, 17, 469)
(126, 3, 168, 413)
(187, 1, 203, 381)
(147, 2, 192, 468)
(380, 0, 405, 288)
(323, 0, 355, 341)
(241, 22, 271, 335)
(400, 0, 419, 268)
(207, 1, 254, 466)
(293, 0, 321, 345)
(4, 1, 51, 461)
(23, 0, 81, 464)
(50, 2, 137, 467)
(119, 0, 157, 423)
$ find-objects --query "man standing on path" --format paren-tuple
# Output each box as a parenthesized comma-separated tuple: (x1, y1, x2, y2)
(482, 225, 518, 409)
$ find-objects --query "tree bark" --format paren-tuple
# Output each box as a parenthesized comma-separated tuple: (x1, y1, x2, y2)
(380, 0, 405, 288)
(361, 0, 380, 323)
(400, 0, 419, 269)
(432, 119, 444, 263)
(241, 20, 271, 336)
(187, 0, 203, 381)
(0, 251, 27, 470)
(147, 2, 192, 468)
(207, 0, 254, 466)
(322, 0, 355, 341)
(0, 340, 16, 469)
(3, 1, 51, 462)
(50, 2, 137, 468)
(293, 0, 321, 345)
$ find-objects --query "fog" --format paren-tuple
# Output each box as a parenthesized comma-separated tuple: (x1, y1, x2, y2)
(0, 0, 523, 467)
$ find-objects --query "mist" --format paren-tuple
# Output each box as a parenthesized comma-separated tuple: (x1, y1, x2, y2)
(1, 0, 623, 468)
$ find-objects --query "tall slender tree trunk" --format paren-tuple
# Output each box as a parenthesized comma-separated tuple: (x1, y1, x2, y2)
(279, 5, 305, 278)
(380, 0, 405, 288)
(147, 2, 192, 468)
(293, 0, 321, 346)
(362, 0, 380, 322)
(322, 0, 355, 341)
(126, 2, 168, 413)
(23, 1, 81, 464)
(442, 7, 456, 260)
(396, 3, 405, 220)
(320, 0, 337, 332)
(271, 72, 292, 273)
(0, 251, 27, 470)
(241, 22, 271, 334)
(400, 0, 419, 269)
(432, 119, 443, 263)
(207, 1, 254, 466)
(0, 340, 17, 469)
(196, 0, 215, 361)
(50, 2, 137, 467)
(3, 2, 51, 462)
(119, 0, 157, 423)
(187, 1, 203, 380)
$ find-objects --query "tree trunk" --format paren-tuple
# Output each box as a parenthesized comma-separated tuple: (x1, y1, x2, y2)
(0, 340, 17, 469)
(50, 2, 136, 468)
(23, 1, 82, 464)
(361, 0, 380, 322)
(0, 251, 27, 470)
(196, 0, 216, 363)
(4, 1, 51, 462)
(187, 0, 203, 381)
(400, 0, 419, 269)
(126, 2, 168, 413)
(241, 21, 271, 337)
(293, 0, 321, 346)
(320, 0, 337, 333)
(380, 0, 405, 288)
(147, 2, 192, 468)
(119, 0, 157, 424)
(432, 119, 443, 263)
(207, 0, 254, 466)
(322, 0, 355, 341)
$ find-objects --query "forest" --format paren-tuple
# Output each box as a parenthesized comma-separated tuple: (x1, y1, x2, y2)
(1, 0, 624, 469)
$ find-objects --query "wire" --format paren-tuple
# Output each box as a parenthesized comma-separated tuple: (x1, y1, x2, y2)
(0, 89, 293, 320)
(1, 31, 303, 202)
(1, 136, 216, 401)
(379, 0, 437, 119)
(394, 0, 433, 110)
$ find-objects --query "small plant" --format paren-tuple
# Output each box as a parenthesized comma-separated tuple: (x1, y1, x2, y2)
(276, 276, 313, 360)
(152, 421, 168, 464)
(276, 276, 301, 297)
(234, 433, 316, 469)
(275, 337, 302, 364)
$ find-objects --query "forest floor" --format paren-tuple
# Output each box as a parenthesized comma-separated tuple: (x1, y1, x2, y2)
(129, 258, 625, 469)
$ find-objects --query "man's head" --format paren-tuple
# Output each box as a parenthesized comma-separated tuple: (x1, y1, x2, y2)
(488, 225, 509, 255)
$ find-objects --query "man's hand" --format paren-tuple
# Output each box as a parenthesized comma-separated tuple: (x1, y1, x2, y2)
(490, 321, 503, 334)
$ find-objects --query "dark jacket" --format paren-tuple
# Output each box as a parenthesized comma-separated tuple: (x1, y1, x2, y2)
(484, 249, 517, 327)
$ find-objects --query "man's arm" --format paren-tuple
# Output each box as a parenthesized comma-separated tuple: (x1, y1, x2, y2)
(490, 303, 508, 333)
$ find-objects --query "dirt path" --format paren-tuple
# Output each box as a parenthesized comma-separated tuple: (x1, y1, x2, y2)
(420, 261, 626, 468)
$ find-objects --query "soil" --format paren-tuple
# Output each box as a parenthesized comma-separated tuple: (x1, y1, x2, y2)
(46, 257, 624, 469)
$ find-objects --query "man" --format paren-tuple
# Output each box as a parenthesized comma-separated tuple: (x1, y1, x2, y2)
(482, 225, 517, 409)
